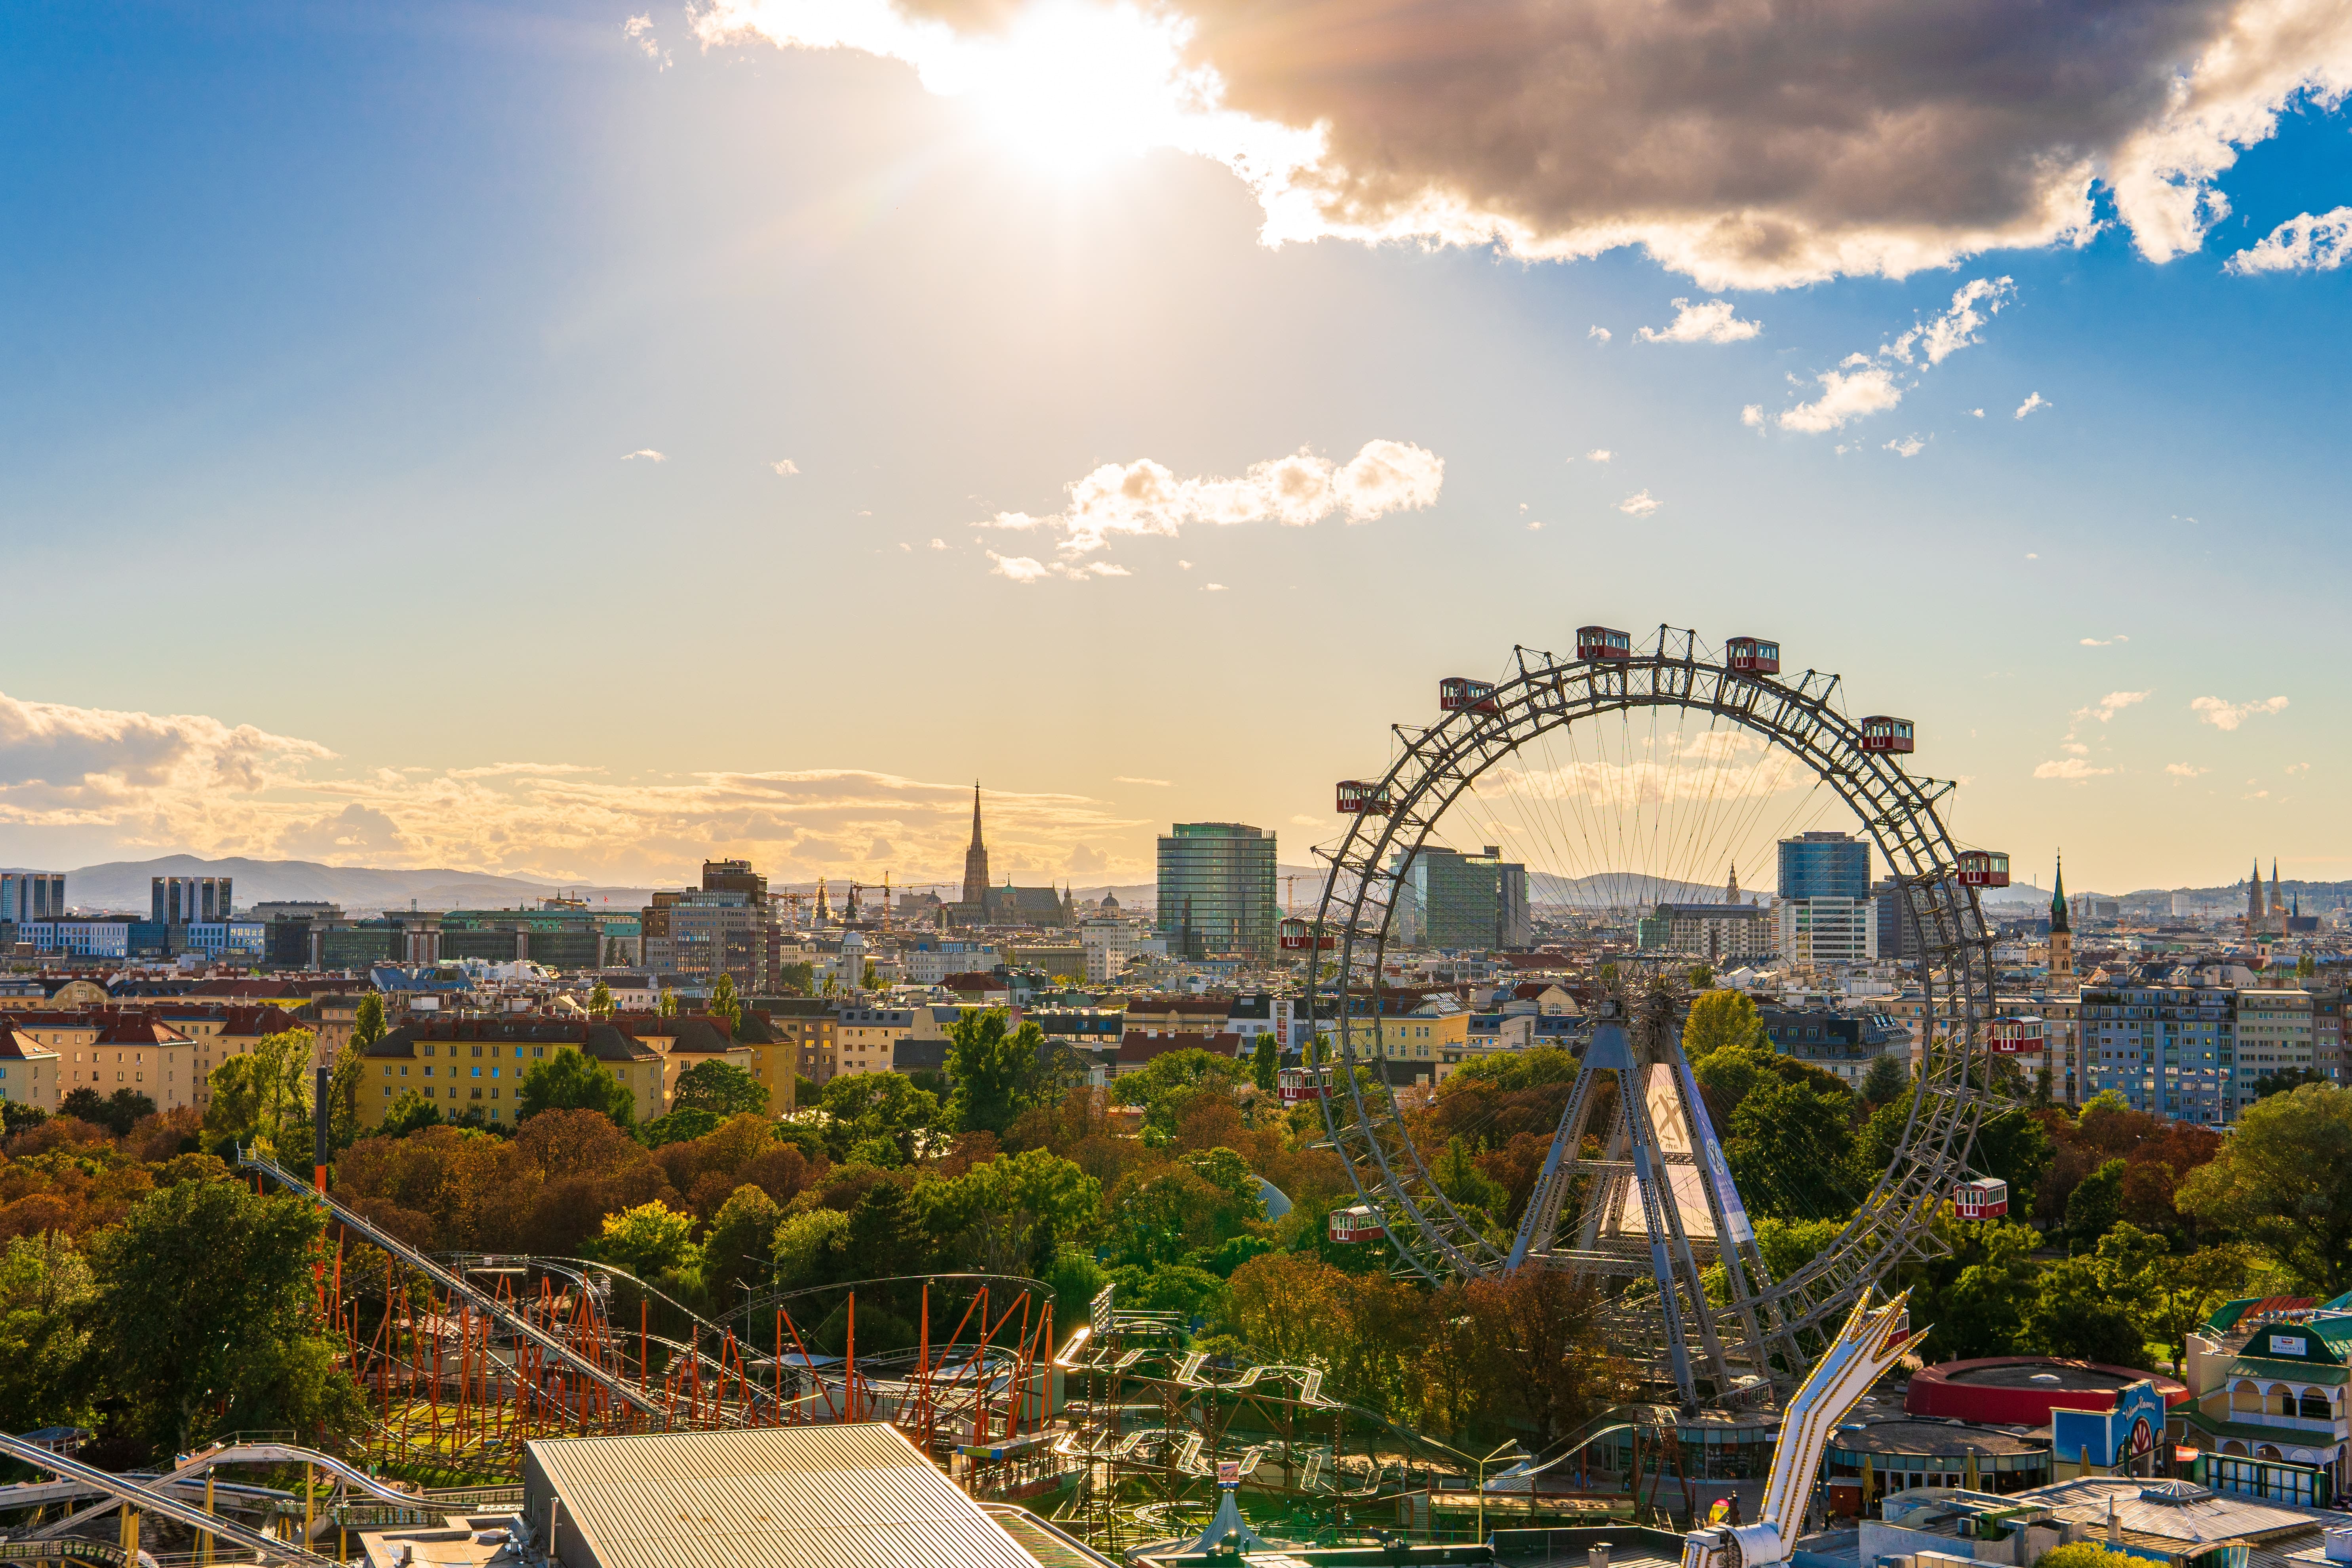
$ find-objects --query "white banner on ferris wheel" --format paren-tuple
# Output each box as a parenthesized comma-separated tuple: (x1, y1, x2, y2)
(1678, 1060, 1755, 1245)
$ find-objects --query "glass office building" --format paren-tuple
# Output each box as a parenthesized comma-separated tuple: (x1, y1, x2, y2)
(1778, 831, 1870, 900)
(1156, 822, 1278, 961)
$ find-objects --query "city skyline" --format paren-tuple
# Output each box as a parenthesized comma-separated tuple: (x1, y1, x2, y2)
(2, 3, 2347, 893)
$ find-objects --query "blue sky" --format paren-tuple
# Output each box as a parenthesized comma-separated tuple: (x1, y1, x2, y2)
(1, 0, 2346, 896)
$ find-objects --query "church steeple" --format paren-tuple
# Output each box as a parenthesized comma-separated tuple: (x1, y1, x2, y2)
(1726, 862, 1741, 905)
(2049, 853, 2074, 981)
(2249, 856, 2266, 926)
(2271, 859, 2283, 927)
(961, 782, 990, 912)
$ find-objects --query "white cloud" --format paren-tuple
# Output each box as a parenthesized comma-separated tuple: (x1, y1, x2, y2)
(1777, 277, 2013, 432)
(1617, 490, 1660, 517)
(1884, 277, 2015, 365)
(1780, 364, 1903, 432)
(929, 538, 947, 550)
(1637, 298, 1762, 344)
(1584, 449, 1613, 463)
(1177, 559, 1192, 569)
(1884, 434, 1925, 457)
(1113, 775, 1172, 786)
(2078, 634, 2130, 646)
(1970, 408, 1985, 418)
(2071, 690, 2151, 728)
(1203, 582, 1228, 591)
(1740, 405, 1764, 428)
(2014, 392, 2048, 419)
(980, 438, 1442, 563)
(2026, 552, 2039, 559)
(987, 551, 1131, 583)
(2192, 694, 2289, 731)
(622, 13, 669, 66)
(1526, 519, 1544, 531)
(621, 449, 666, 462)
(897, 542, 911, 551)
(2228, 206, 2352, 274)
(1288, 814, 1324, 827)
(771, 459, 801, 475)
(2165, 762, 2209, 778)
(2034, 757, 2114, 780)
(1588, 325, 1612, 342)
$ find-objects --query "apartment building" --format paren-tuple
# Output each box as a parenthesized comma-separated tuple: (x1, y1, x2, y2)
(358, 1017, 668, 1128)
(0, 1029, 59, 1111)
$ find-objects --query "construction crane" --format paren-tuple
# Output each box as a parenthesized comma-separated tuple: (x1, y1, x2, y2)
(1679, 1288, 1915, 1568)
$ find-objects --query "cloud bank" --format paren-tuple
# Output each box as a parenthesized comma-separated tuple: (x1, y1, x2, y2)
(0, 689, 1147, 883)
(1638, 299, 1761, 343)
(2192, 694, 2289, 729)
(981, 438, 1442, 564)
(697, 0, 2352, 289)
(2228, 206, 2352, 272)
(1777, 278, 2014, 431)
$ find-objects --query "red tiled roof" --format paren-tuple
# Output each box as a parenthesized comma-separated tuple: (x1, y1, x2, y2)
(0, 1031, 58, 1060)
(95, 1018, 194, 1047)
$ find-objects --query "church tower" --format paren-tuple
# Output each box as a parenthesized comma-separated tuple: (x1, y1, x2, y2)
(961, 784, 990, 911)
(2271, 859, 2284, 934)
(1725, 862, 1741, 905)
(2049, 854, 2073, 981)
(2248, 856, 2266, 931)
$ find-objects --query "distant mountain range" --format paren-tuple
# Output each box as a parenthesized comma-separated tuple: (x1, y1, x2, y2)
(49, 856, 654, 917)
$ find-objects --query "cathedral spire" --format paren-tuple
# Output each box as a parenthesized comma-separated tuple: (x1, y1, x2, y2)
(2049, 853, 2074, 981)
(1726, 862, 1740, 905)
(961, 783, 991, 915)
(2049, 853, 2068, 931)
(2250, 856, 2266, 924)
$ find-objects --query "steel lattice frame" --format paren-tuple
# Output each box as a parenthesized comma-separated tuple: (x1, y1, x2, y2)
(1310, 628, 2011, 1399)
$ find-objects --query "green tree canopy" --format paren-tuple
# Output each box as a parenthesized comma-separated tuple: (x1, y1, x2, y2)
(588, 980, 614, 1017)
(919, 1148, 1102, 1278)
(1682, 990, 1767, 1060)
(1859, 1054, 1909, 1105)
(351, 993, 387, 1052)
(2177, 1083, 2352, 1293)
(62, 1087, 156, 1138)
(1251, 1034, 1278, 1094)
(86, 1178, 365, 1458)
(592, 1200, 698, 1279)
(709, 973, 742, 1033)
(377, 1090, 443, 1139)
(944, 1009, 1036, 1135)
(702, 1185, 781, 1312)
(1110, 1048, 1248, 1138)
(672, 1059, 767, 1117)
(1725, 1075, 1859, 1222)
(1443, 1046, 1579, 1094)
(0, 1232, 94, 1435)
(2066, 1157, 2127, 1252)
(199, 1028, 316, 1155)
(772, 1208, 851, 1291)
(2023, 1254, 2147, 1367)
(818, 1071, 940, 1163)
(518, 1046, 636, 1128)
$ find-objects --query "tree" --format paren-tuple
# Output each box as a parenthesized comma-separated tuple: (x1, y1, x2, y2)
(85, 1179, 365, 1458)
(771, 1208, 850, 1290)
(924, 1148, 1102, 1278)
(592, 1200, 698, 1279)
(702, 1185, 780, 1312)
(1, 1100, 48, 1137)
(1910, 1218, 2040, 1361)
(1682, 989, 1768, 1060)
(1973, 1107, 2058, 1221)
(1456, 1268, 1620, 1448)
(1725, 1075, 1858, 1222)
(1433, 1136, 1508, 1220)
(1859, 1054, 1909, 1106)
(2095, 1224, 2257, 1373)
(2035, 1548, 2147, 1568)
(200, 1028, 315, 1155)
(351, 993, 388, 1053)
(2066, 1158, 2127, 1252)
(588, 980, 615, 1017)
(672, 1060, 767, 1117)
(377, 1091, 443, 1138)
(2177, 1082, 2352, 1294)
(2022, 1255, 2146, 1367)
(63, 1087, 158, 1138)
(518, 1046, 635, 1128)
(1110, 1048, 1249, 1138)
(709, 973, 742, 1033)
(945, 1009, 1041, 1135)
(818, 1071, 940, 1164)
(1251, 1035, 1278, 1094)
(2252, 1067, 2327, 1100)
(325, 1043, 367, 1151)
(0, 1232, 94, 1435)
(779, 962, 816, 995)
(658, 989, 680, 1018)
(861, 961, 880, 992)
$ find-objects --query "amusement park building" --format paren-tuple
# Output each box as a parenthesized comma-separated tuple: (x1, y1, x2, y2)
(2184, 1294, 2352, 1499)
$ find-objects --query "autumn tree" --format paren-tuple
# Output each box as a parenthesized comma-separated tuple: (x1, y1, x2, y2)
(2178, 1083, 2352, 1293)
(518, 1047, 635, 1128)
(1682, 989, 1767, 1060)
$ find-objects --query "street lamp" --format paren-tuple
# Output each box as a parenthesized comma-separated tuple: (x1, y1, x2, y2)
(1420, 1436, 1523, 1545)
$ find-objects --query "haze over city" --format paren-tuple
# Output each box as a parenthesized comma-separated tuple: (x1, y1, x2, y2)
(3, 0, 2348, 893)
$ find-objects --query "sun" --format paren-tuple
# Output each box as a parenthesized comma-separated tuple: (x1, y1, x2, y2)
(955, 1, 1201, 176)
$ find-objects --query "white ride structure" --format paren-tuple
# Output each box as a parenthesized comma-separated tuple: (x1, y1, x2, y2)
(1680, 1289, 1917, 1568)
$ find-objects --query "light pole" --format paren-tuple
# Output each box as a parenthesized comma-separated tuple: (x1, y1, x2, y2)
(1421, 1436, 1522, 1545)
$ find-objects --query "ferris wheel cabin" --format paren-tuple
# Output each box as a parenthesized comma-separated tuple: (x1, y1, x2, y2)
(1953, 1178, 2009, 1220)
(1989, 1016, 2047, 1056)
(1278, 917, 1332, 951)
(1725, 636, 1781, 675)
(1956, 850, 2011, 887)
(1438, 676, 1501, 714)
(1576, 625, 1633, 662)
(1859, 715, 1916, 753)
(1328, 1205, 1385, 1243)
(1336, 780, 1393, 815)
(1278, 1064, 1332, 1104)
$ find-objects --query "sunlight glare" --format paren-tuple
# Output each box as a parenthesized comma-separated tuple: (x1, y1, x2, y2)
(951, 2, 1202, 175)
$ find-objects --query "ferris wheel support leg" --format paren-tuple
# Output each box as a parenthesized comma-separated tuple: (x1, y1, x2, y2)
(1629, 1139, 1698, 1408)
(1505, 1064, 1602, 1271)
(1623, 1064, 1734, 1401)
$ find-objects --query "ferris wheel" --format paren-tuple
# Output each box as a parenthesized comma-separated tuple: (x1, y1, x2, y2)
(1307, 624, 2017, 1410)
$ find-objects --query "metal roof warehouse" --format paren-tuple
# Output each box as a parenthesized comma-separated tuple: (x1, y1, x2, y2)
(522, 1423, 1062, 1568)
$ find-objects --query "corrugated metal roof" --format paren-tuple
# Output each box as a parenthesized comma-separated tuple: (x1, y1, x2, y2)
(529, 1423, 1046, 1568)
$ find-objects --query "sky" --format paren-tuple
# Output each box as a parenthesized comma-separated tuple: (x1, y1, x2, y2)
(0, 0, 2348, 900)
